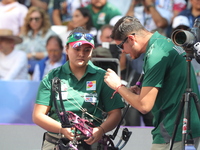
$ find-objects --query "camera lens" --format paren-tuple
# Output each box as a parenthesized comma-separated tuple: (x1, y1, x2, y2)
(171, 29, 196, 47)
(174, 32, 187, 45)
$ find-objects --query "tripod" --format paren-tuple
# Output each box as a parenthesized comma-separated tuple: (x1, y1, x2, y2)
(170, 53, 200, 150)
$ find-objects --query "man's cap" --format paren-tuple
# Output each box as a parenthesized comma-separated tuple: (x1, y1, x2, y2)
(172, 16, 190, 29)
(0, 29, 22, 44)
(66, 33, 95, 48)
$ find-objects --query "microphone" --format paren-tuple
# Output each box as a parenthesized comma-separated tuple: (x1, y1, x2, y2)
(135, 72, 144, 88)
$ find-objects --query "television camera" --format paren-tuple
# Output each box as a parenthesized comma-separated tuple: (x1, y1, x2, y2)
(171, 18, 200, 64)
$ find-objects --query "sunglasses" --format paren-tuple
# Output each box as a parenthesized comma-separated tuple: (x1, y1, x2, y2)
(117, 33, 135, 50)
(29, 17, 41, 22)
(70, 32, 94, 42)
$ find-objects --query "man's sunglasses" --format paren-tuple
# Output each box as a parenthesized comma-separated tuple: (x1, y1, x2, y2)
(117, 33, 135, 50)
(70, 32, 94, 42)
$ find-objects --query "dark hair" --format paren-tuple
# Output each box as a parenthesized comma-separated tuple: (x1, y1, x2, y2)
(111, 16, 146, 40)
(46, 35, 63, 50)
(76, 7, 93, 31)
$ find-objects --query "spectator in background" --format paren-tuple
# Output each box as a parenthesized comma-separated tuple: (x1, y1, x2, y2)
(86, 0, 121, 31)
(32, 35, 66, 81)
(172, 15, 190, 32)
(18, 0, 50, 11)
(0, 29, 28, 80)
(58, 7, 97, 47)
(0, 0, 28, 35)
(53, 0, 91, 25)
(178, 0, 200, 28)
(92, 24, 114, 58)
(126, 0, 172, 36)
(155, 0, 187, 37)
(99, 24, 114, 44)
(155, 0, 187, 20)
(16, 6, 57, 76)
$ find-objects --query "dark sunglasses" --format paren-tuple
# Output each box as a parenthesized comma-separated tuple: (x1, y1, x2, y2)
(29, 17, 41, 22)
(117, 33, 135, 50)
(71, 32, 94, 41)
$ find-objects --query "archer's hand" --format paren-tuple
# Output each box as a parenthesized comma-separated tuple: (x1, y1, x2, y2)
(61, 127, 75, 141)
(104, 69, 122, 91)
(84, 127, 104, 145)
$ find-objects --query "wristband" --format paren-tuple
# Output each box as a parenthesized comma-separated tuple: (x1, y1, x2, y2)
(99, 126, 105, 134)
(111, 84, 125, 99)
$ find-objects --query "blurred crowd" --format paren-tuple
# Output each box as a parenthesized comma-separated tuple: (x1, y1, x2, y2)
(0, 0, 200, 126)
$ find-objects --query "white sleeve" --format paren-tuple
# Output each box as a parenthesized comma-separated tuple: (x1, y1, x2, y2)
(156, 6, 173, 24)
(19, 5, 28, 27)
(4, 51, 28, 80)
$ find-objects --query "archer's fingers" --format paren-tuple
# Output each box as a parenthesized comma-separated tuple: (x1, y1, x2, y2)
(84, 136, 95, 145)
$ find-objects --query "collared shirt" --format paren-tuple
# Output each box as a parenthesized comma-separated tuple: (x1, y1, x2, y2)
(143, 32, 200, 144)
(35, 60, 124, 128)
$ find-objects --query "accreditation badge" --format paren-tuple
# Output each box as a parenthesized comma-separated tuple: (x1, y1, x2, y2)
(84, 93, 97, 103)
(86, 80, 96, 91)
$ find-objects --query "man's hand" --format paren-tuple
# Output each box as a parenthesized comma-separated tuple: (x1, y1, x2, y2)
(104, 68, 121, 90)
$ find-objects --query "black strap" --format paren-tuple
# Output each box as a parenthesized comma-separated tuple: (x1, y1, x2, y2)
(51, 77, 72, 128)
(44, 132, 60, 144)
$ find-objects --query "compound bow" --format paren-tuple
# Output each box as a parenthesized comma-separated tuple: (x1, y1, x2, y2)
(51, 77, 132, 150)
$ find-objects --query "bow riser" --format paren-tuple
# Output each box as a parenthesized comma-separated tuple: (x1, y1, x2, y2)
(60, 111, 93, 138)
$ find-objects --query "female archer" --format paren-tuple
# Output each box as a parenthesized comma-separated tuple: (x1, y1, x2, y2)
(32, 27, 124, 150)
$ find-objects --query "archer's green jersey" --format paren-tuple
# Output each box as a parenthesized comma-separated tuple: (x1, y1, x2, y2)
(36, 61, 124, 128)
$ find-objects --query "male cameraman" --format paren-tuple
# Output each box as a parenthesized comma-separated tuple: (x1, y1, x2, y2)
(104, 16, 200, 150)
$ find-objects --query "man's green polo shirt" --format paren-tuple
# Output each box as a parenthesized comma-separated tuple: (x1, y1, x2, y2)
(142, 32, 200, 143)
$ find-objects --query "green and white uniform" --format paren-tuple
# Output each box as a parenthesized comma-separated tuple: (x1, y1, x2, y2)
(142, 32, 200, 144)
(36, 60, 124, 128)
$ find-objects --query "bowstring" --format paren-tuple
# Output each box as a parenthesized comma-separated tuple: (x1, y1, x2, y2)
(60, 81, 105, 124)
(60, 81, 126, 148)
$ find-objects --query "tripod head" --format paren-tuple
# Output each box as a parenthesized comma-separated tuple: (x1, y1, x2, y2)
(171, 18, 200, 64)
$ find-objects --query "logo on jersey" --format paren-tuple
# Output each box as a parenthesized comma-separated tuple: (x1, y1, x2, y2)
(86, 81, 96, 90)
